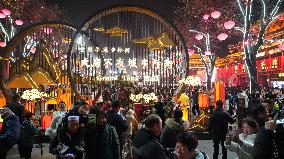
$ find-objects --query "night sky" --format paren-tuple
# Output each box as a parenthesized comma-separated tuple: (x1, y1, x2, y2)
(46, 0, 177, 27)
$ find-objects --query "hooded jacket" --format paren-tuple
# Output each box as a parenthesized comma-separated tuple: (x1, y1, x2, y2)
(0, 115, 20, 151)
(160, 118, 184, 148)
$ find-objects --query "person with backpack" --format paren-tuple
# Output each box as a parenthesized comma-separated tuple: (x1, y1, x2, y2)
(18, 112, 38, 159)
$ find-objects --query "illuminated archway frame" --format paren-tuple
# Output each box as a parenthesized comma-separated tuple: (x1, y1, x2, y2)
(0, 22, 78, 99)
(67, 6, 189, 97)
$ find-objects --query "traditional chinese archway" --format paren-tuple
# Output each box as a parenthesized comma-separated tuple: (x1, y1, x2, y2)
(67, 6, 188, 99)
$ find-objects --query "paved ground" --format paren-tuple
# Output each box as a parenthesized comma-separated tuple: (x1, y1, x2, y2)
(7, 140, 236, 159)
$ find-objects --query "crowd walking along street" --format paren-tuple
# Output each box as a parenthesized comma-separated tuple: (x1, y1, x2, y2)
(1, 0, 284, 159)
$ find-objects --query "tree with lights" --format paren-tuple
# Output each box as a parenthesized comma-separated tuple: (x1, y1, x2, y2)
(174, 0, 238, 90)
(235, 0, 283, 92)
(0, 0, 65, 45)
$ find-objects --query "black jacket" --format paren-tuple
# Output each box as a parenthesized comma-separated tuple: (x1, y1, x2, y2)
(19, 119, 38, 145)
(160, 118, 184, 148)
(253, 129, 274, 159)
(7, 102, 25, 123)
(106, 110, 128, 144)
(154, 102, 165, 120)
(132, 128, 166, 159)
(0, 115, 20, 152)
(208, 108, 235, 140)
(275, 125, 284, 159)
(85, 123, 120, 159)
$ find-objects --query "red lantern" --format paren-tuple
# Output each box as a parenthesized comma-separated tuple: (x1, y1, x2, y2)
(15, 19, 24, 26)
(188, 49, 195, 56)
(278, 44, 284, 50)
(224, 20, 235, 29)
(195, 34, 203, 40)
(0, 13, 6, 18)
(217, 33, 228, 41)
(203, 14, 210, 20)
(211, 11, 221, 19)
(31, 48, 36, 53)
(1, 9, 11, 16)
(0, 41, 6, 47)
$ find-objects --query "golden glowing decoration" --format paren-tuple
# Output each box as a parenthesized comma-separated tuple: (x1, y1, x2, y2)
(178, 76, 202, 86)
(133, 36, 154, 44)
(105, 26, 128, 36)
(147, 39, 163, 50)
(93, 27, 105, 32)
(21, 89, 48, 101)
(129, 93, 157, 103)
(177, 93, 189, 121)
(157, 33, 175, 47)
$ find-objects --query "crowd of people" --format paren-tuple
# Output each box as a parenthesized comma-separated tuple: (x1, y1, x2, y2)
(0, 86, 283, 159)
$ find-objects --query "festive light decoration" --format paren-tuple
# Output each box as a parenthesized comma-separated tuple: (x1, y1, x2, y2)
(15, 19, 24, 26)
(278, 44, 284, 50)
(224, 20, 235, 29)
(203, 14, 210, 20)
(43, 28, 53, 34)
(128, 58, 137, 68)
(188, 49, 195, 56)
(116, 58, 125, 68)
(164, 58, 173, 69)
(178, 76, 202, 86)
(195, 34, 203, 40)
(0, 13, 6, 18)
(217, 33, 228, 41)
(21, 89, 48, 101)
(141, 59, 148, 68)
(129, 93, 157, 103)
(1, 9, 11, 16)
(31, 48, 36, 54)
(205, 50, 212, 55)
(210, 11, 221, 19)
(104, 59, 112, 68)
(0, 42, 6, 47)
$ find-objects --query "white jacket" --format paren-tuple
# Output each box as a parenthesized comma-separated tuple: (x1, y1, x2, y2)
(45, 111, 65, 139)
(226, 133, 256, 159)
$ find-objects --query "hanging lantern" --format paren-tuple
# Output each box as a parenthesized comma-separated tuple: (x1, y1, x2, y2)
(217, 33, 228, 41)
(15, 19, 24, 26)
(278, 44, 284, 50)
(31, 48, 36, 53)
(1, 9, 11, 16)
(224, 20, 235, 29)
(0, 13, 6, 18)
(0, 41, 6, 47)
(43, 28, 53, 34)
(205, 51, 212, 55)
(188, 49, 195, 56)
(203, 14, 210, 20)
(211, 11, 221, 19)
(195, 34, 203, 40)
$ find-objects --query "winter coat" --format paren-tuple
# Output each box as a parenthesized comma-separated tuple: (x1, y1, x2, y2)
(125, 109, 136, 136)
(253, 129, 274, 159)
(226, 133, 256, 159)
(57, 127, 85, 159)
(275, 125, 284, 159)
(19, 119, 38, 146)
(132, 128, 166, 159)
(0, 115, 20, 151)
(106, 109, 128, 144)
(45, 111, 65, 139)
(84, 123, 120, 159)
(160, 118, 184, 148)
(208, 108, 235, 140)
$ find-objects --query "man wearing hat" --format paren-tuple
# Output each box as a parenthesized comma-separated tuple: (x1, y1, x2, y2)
(57, 115, 85, 159)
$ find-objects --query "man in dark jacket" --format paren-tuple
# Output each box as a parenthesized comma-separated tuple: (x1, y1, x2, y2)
(160, 109, 184, 148)
(0, 107, 20, 159)
(154, 95, 165, 124)
(132, 114, 166, 159)
(208, 100, 234, 159)
(85, 109, 120, 159)
(106, 100, 128, 153)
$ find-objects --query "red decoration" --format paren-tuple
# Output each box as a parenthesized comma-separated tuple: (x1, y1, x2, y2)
(43, 28, 53, 34)
(188, 49, 195, 55)
(0, 13, 6, 18)
(224, 20, 235, 29)
(1, 9, 11, 16)
(217, 33, 228, 41)
(195, 34, 203, 40)
(278, 44, 284, 50)
(205, 50, 212, 55)
(15, 19, 24, 26)
(31, 48, 36, 53)
(211, 11, 221, 19)
(0, 42, 6, 47)
(203, 14, 210, 20)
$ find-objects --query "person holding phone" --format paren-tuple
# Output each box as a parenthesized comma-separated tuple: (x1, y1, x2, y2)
(225, 118, 259, 159)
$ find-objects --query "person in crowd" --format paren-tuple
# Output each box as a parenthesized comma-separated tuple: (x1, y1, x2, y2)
(251, 105, 268, 128)
(264, 100, 278, 118)
(45, 101, 67, 140)
(62, 100, 89, 130)
(106, 100, 128, 154)
(85, 108, 120, 159)
(0, 107, 20, 159)
(209, 92, 215, 114)
(225, 118, 259, 159)
(154, 95, 166, 124)
(18, 112, 38, 159)
(160, 109, 185, 149)
(122, 107, 136, 159)
(253, 115, 278, 159)
(208, 100, 235, 159)
(132, 114, 166, 159)
(238, 90, 248, 116)
(7, 94, 25, 123)
(174, 132, 208, 159)
(56, 116, 85, 159)
(191, 89, 200, 116)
